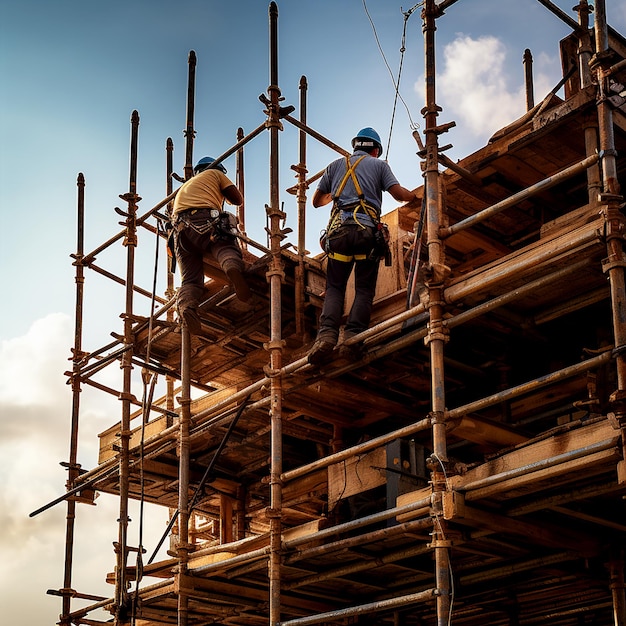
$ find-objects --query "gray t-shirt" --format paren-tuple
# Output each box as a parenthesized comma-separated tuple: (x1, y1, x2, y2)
(317, 150, 400, 216)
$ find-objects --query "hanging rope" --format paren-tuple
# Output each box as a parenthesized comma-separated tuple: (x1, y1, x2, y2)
(362, 0, 422, 157)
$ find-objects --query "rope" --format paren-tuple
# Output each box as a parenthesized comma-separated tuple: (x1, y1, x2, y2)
(362, 0, 421, 157)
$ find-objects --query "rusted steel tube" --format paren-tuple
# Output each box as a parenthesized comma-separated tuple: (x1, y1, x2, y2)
(593, 0, 626, 396)
(59, 172, 87, 626)
(424, 4, 451, 622)
(267, 4, 284, 625)
(444, 216, 603, 305)
(285, 542, 434, 591)
(177, 327, 191, 626)
(447, 350, 612, 422)
(166, 138, 176, 416)
(189, 545, 271, 576)
(115, 109, 140, 622)
(524, 49, 534, 110)
(441, 154, 600, 238)
(83, 261, 168, 303)
(236, 127, 245, 236)
(282, 417, 432, 482)
(461, 438, 618, 496)
(283, 114, 350, 158)
(287, 495, 433, 551)
(535, 0, 580, 31)
(294, 76, 308, 340)
(183, 50, 196, 182)
(609, 548, 626, 626)
(278, 588, 437, 626)
(285, 517, 433, 563)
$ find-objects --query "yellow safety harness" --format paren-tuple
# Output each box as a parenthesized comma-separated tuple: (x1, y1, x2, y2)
(324, 155, 381, 262)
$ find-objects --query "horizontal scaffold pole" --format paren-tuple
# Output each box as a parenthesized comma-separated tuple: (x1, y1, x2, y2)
(440, 154, 600, 238)
(278, 588, 438, 626)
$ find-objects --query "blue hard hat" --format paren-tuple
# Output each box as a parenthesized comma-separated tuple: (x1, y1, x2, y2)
(194, 156, 227, 174)
(351, 127, 383, 156)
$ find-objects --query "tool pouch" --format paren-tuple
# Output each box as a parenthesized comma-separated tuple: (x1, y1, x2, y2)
(370, 222, 392, 265)
(211, 211, 239, 242)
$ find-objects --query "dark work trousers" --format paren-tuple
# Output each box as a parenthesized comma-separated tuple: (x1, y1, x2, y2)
(174, 215, 244, 318)
(318, 223, 379, 342)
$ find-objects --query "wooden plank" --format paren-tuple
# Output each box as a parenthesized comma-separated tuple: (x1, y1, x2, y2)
(327, 447, 386, 508)
(395, 486, 432, 522)
(463, 447, 621, 501)
(450, 419, 618, 485)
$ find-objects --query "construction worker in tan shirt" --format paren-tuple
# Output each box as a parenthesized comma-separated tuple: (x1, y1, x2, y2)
(171, 156, 250, 334)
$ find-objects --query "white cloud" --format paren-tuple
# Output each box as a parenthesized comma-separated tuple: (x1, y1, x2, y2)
(412, 33, 563, 161)
(0, 314, 171, 623)
(438, 34, 526, 138)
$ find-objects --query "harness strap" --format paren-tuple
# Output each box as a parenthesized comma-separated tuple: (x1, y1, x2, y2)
(327, 251, 368, 262)
(331, 155, 380, 229)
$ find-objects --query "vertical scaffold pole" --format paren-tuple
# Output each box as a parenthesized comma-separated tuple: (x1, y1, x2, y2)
(295, 75, 308, 340)
(422, 2, 451, 624)
(177, 328, 192, 626)
(236, 127, 247, 242)
(59, 172, 86, 626)
(115, 109, 141, 625)
(176, 48, 198, 626)
(266, 3, 286, 625)
(592, 1, 626, 391)
(592, 8, 626, 608)
(165, 138, 176, 421)
(184, 51, 197, 182)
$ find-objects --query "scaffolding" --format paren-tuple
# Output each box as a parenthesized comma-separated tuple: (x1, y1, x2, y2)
(32, 1, 626, 624)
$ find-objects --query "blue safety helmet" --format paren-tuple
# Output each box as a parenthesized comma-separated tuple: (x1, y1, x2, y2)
(194, 156, 227, 174)
(351, 127, 383, 157)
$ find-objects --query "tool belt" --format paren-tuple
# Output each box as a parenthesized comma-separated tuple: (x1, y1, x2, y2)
(320, 209, 391, 266)
(173, 207, 239, 241)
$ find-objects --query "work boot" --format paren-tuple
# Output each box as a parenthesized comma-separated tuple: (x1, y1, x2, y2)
(307, 338, 336, 366)
(226, 266, 252, 303)
(181, 306, 202, 335)
(339, 341, 366, 361)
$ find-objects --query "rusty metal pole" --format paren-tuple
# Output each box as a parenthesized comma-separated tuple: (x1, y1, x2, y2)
(592, 0, 626, 577)
(609, 548, 626, 626)
(115, 109, 141, 625)
(236, 127, 246, 243)
(422, 2, 451, 623)
(523, 49, 534, 111)
(184, 51, 197, 182)
(177, 327, 192, 626)
(165, 138, 176, 420)
(266, 3, 286, 625)
(575, 2, 603, 208)
(294, 75, 309, 341)
(59, 172, 87, 626)
(591, 1, 626, 399)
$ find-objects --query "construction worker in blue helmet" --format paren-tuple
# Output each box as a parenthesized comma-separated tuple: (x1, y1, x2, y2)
(308, 127, 417, 364)
(170, 156, 250, 335)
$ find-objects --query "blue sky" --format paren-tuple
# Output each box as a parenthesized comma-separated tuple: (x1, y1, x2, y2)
(1, 1, 625, 623)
